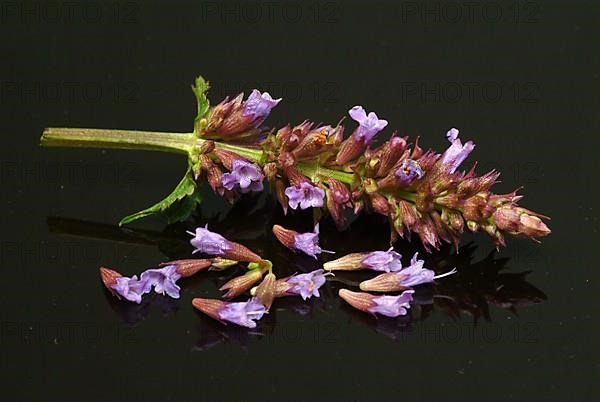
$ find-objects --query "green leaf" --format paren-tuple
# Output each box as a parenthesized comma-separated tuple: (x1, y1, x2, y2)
(119, 166, 201, 226)
(192, 75, 210, 121)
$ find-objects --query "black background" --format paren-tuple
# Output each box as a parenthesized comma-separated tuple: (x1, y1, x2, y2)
(1, 0, 598, 401)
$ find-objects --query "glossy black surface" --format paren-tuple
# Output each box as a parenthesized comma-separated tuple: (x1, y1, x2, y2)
(1, 1, 598, 400)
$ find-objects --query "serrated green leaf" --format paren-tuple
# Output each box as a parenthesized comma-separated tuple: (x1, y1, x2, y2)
(119, 167, 200, 226)
(192, 75, 210, 121)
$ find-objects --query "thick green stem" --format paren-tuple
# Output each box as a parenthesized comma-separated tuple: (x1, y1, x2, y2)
(41, 128, 196, 154)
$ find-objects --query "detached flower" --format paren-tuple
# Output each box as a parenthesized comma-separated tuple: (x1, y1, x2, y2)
(272, 224, 334, 259)
(284, 182, 325, 210)
(440, 128, 475, 173)
(221, 159, 264, 193)
(285, 269, 332, 300)
(395, 159, 424, 186)
(339, 289, 415, 317)
(192, 297, 267, 328)
(323, 247, 402, 272)
(360, 253, 457, 292)
(140, 265, 182, 299)
(336, 106, 388, 164)
(188, 224, 263, 262)
(100, 267, 149, 304)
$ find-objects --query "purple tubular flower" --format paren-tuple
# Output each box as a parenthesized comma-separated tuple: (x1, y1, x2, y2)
(348, 105, 388, 143)
(242, 89, 282, 122)
(368, 290, 415, 317)
(221, 159, 264, 193)
(286, 269, 332, 300)
(188, 224, 232, 255)
(140, 265, 182, 299)
(361, 247, 403, 272)
(441, 128, 475, 173)
(292, 224, 334, 259)
(395, 159, 424, 186)
(111, 275, 149, 304)
(399, 253, 457, 287)
(284, 182, 325, 210)
(218, 298, 267, 328)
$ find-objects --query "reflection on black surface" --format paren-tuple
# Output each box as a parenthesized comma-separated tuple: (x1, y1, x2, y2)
(48, 197, 546, 349)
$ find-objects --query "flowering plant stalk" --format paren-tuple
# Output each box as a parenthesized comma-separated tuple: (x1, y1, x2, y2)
(40, 75, 550, 251)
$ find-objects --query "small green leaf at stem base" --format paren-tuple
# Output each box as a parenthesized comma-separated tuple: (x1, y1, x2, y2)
(118, 166, 201, 226)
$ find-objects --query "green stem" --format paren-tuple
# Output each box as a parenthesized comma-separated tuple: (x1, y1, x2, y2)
(41, 128, 417, 203)
(41, 128, 196, 154)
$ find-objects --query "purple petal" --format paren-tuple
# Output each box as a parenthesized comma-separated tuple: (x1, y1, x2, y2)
(440, 128, 475, 173)
(396, 253, 435, 287)
(349, 105, 388, 143)
(286, 269, 331, 300)
(242, 89, 282, 119)
(140, 265, 182, 299)
(188, 225, 232, 255)
(218, 298, 267, 328)
(111, 275, 150, 304)
(369, 290, 415, 317)
(284, 182, 324, 210)
(362, 248, 403, 272)
(395, 159, 424, 186)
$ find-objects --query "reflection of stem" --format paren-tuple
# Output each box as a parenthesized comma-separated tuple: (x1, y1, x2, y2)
(46, 216, 180, 247)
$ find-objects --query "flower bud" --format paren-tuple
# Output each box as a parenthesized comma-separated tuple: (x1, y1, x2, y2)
(370, 193, 390, 215)
(293, 126, 332, 160)
(99, 266, 122, 296)
(327, 178, 350, 204)
(210, 257, 239, 271)
(277, 151, 296, 168)
(283, 166, 310, 187)
(326, 188, 346, 229)
(274, 179, 289, 215)
(158, 259, 212, 277)
(262, 162, 278, 180)
(377, 135, 407, 177)
(360, 272, 406, 292)
(323, 253, 368, 271)
(254, 273, 276, 311)
(398, 200, 418, 231)
(197, 140, 215, 155)
(213, 149, 250, 171)
(219, 267, 266, 299)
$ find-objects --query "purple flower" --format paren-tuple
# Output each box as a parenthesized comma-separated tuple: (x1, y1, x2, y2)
(111, 275, 149, 304)
(285, 182, 325, 210)
(140, 265, 182, 299)
(395, 159, 424, 186)
(221, 160, 264, 193)
(242, 89, 281, 120)
(292, 224, 334, 259)
(218, 298, 267, 328)
(188, 224, 232, 255)
(361, 247, 403, 272)
(398, 253, 457, 287)
(348, 105, 388, 143)
(441, 128, 475, 173)
(369, 290, 415, 317)
(286, 269, 332, 300)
